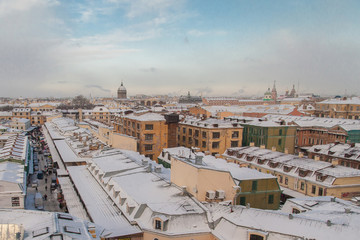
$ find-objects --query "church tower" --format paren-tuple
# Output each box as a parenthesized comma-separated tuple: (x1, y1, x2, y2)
(271, 81, 277, 101)
(117, 82, 127, 99)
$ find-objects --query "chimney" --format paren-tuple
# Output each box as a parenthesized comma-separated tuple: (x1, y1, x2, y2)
(298, 152, 304, 158)
(154, 165, 162, 173)
(147, 163, 152, 172)
(345, 208, 351, 213)
(331, 197, 336, 202)
(284, 148, 289, 154)
(314, 155, 320, 161)
(246, 203, 250, 209)
(87, 224, 96, 238)
(250, 142, 255, 147)
(272, 146, 276, 152)
(326, 220, 332, 226)
(181, 186, 187, 195)
(260, 145, 265, 149)
(195, 155, 203, 165)
(288, 214, 293, 220)
(142, 159, 148, 166)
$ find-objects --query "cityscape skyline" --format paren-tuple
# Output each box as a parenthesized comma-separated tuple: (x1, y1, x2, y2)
(1, 0, 360, 98)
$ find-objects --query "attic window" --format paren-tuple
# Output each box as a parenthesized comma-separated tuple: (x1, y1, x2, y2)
(33, 227, 49, 237)
(64, 226, 81, 234)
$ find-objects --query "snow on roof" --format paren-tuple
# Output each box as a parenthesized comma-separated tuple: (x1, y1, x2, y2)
(0, 209, 107, 240)
(67, 166, 142, 238)
(57, 177, 90, 221)
(181, 117, 242, 128)
(264, 114, 360, 129)
(319, 97, 360, 105)
(125, 112, 165, 121)
(210, 204, 360, 240)
(163, 147, 275, 181)
(54, 140, 88, 163)
(0, 161, 24, 184)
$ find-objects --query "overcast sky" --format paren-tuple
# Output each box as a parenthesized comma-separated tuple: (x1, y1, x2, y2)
(0, 0, 359, 98)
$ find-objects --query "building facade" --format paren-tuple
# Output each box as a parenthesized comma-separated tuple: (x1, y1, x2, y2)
(177, 117, 243, 156)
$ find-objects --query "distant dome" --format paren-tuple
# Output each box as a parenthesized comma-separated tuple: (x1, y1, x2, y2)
(118, 82, 126, 91)
(117, 82, 127, 99)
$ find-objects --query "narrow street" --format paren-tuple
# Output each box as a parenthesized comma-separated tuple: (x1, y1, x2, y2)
(25, 128, 65, 213)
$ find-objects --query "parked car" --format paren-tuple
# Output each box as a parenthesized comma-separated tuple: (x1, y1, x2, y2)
(32, 179, 38, 188)
(37, 171, 44, 179)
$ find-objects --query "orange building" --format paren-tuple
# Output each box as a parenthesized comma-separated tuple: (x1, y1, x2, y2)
(177, 117, 243, 156)
(113, 112, 179, 160)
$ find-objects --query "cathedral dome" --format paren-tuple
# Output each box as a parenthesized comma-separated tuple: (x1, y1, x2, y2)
(118, 82, 126, 91)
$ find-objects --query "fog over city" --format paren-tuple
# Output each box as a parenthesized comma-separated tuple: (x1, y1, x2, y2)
(1, 0, 360, 97)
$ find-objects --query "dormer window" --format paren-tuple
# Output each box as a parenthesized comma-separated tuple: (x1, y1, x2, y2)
(153, 215, 169, 231)
(283, 166, 292, 172)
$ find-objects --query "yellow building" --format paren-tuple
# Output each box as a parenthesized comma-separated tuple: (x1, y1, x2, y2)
(113, 112, 179, 161)
(178, 117, 243, 156)
(224, 146, 360, 201)
(315, 97, 360, 119)
(160, 147, 281, 210)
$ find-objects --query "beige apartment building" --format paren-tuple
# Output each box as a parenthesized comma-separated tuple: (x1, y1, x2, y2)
(160, 147, 281, 210)
(178, 117, 243, 156)
(315, 97, 360, 119)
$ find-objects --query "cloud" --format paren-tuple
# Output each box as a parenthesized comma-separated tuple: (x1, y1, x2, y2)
(85, 84, 111, 93)
(187, 29, 227, 37)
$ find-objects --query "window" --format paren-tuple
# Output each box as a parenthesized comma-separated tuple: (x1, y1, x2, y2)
(202, 141, 206, 148)
(249, 234, 264, 240)
(11, 197, 20, 207)
(300, 182, 305, 190)
(278, 138, 282, 145)
(202, 132, 207, 138)
(212, 132, 220, 139)
(232, 131, 239, 138)
(279, 129, 282, 135)
(292, 208, 301, 214)
(137, 123, 140, 130)
(231, 141, 238, 147)
(311, 185, 316, 194)
(212, 141, 220, 149)
(132, 122, 135, 128)
(268, 194, 274, 204)
(279, 175, 283, 183)
(285, 177, 288, 185)
(318, 187, 323, 196)
(183, 127, 186, 134)
(189, 129, 192, 135)
(252, 181, 257, 191)
(145, 134, 153, 141)
(145, 124, 153, 130)
(240, 196, 246, 206)
(195, 139, 199, 146)
(145, 154, 154, 160)
(194, 130, 199, 137)
(145, 144, 153, 151)
(155, 220, 162, 230)
(188, 137, 193, 144)
(182, 136, 186, 142)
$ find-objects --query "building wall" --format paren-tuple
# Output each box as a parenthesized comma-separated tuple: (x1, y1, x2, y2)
(236, 178, 281, 210)
(178, 124, 243, 156)
(242, 125, 296, 154)
(0, 181, 24, 209)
